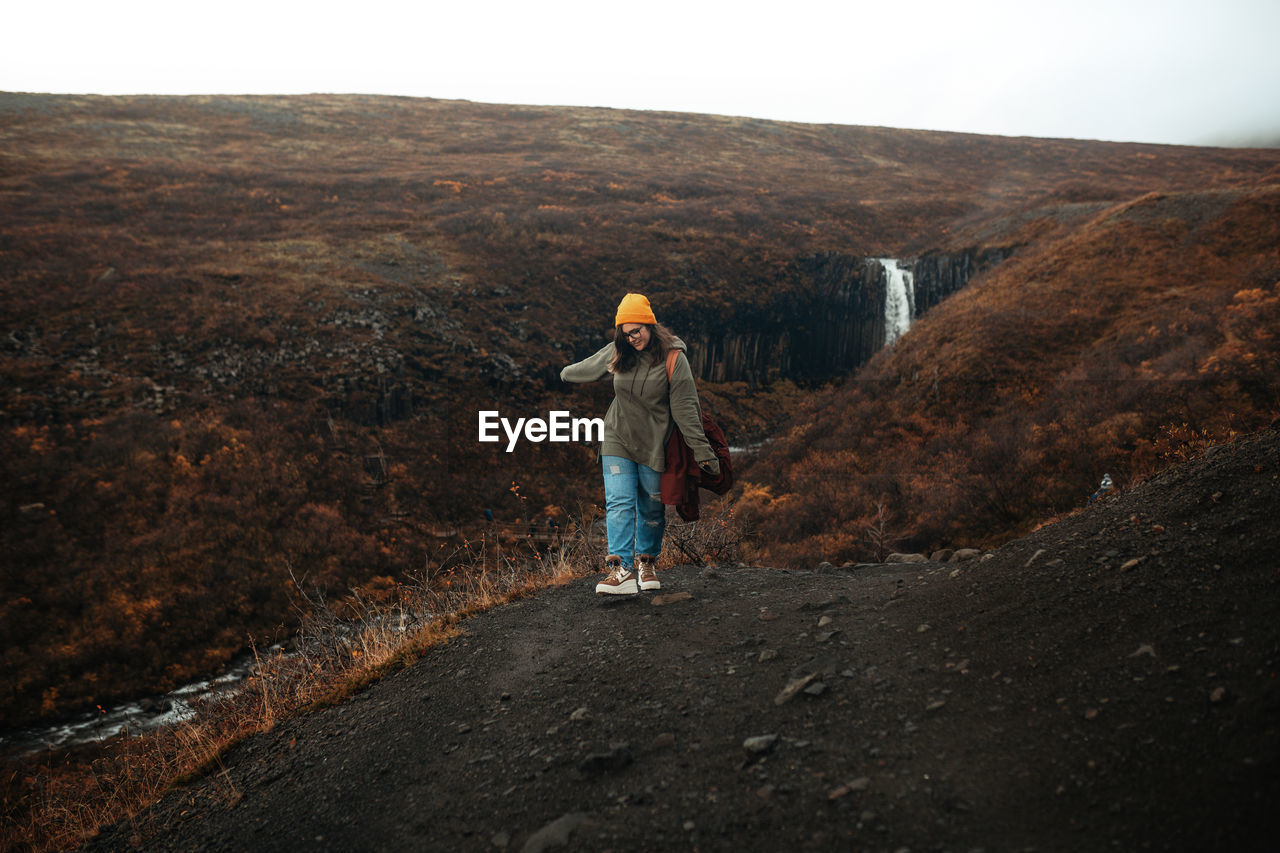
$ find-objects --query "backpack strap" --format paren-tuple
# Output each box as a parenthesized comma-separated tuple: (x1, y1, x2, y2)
(665, 348, 703, 419)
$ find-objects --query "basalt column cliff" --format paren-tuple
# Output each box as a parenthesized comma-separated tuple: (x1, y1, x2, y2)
(677, 248, 1011, 385)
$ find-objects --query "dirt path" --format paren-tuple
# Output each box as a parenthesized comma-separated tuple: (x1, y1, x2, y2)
(89, 431, 1280, 852)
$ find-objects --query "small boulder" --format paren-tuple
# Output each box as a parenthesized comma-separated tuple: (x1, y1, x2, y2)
(578, 744, 633, 775)
(521, 813, 589, 853)
(775, 673, 819, 705)
(650, 732, 676, 751)
(743, 734, 779, 754)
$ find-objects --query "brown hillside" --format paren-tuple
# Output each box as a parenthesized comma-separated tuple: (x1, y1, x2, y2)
(739, 184, 1280, 566)
(2, 92, 1279, 728)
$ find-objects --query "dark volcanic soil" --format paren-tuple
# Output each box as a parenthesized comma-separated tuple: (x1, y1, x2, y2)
(89, 430, 1280, 852)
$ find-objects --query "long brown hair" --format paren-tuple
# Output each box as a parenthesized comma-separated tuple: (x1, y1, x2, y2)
(608, 322, 679, 374)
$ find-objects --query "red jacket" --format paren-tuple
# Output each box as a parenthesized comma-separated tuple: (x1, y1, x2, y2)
(659, 350, 733, 521)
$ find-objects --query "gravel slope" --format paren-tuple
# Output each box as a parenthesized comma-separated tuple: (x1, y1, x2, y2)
(89, 429, 1280, 852)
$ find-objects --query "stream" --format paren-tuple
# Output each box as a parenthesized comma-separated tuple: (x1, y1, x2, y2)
(1, 650, 270, 757)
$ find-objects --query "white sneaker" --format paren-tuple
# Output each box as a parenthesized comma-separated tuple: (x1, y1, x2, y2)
(595, 557, 638, 595)
(636, 554, 660, 591)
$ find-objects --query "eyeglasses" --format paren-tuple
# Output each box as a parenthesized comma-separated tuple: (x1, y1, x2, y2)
(622, 327, 646, 341)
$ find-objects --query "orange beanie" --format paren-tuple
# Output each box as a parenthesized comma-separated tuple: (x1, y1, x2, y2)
(615, 293, 656, 326)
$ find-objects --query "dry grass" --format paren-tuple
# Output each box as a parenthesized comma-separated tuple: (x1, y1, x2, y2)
(3, 516, 609, 853)
(660, 497, 749, 567)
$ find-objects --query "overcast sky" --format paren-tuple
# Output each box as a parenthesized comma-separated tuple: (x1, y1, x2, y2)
(5, 0, 1279, 146)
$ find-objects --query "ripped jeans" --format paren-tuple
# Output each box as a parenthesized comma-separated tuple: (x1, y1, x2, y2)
(601, 455, 666, 569)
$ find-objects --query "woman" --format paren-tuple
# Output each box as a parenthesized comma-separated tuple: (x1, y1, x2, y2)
(561, 293, 720, 595)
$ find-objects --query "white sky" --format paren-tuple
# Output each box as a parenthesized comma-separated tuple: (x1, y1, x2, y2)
(5, 0, 1280, 146)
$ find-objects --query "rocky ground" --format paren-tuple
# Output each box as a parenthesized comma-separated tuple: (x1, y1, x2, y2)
(88, 429, 1280, 852)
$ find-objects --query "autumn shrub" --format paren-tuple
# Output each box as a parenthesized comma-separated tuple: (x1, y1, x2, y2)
(5, 93, 1280, 732)
(737, 185, 1280, 565)
(661, 498, 748, 567)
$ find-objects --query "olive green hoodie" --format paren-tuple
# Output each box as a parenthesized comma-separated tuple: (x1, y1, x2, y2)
(560, 338, 714, 472)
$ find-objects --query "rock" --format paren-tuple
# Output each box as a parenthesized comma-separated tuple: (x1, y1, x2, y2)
(803, 681, 828, 696)
(758, 649, 778, 662)
(799, 596, 852, 611)
(1210, 686, 1229, 704)
(916, 623, 931, 633)
(847, 777, 871, 792)
(948, 568, 963, 579)
(1025, 549, 1047, 567)
(926, 700, 946, 712)
(1128, 644, 1156, 658)
(818, 615, 834, 627)
(699, 567, 721, 579)
(951, 548, 982, 562)
(775, 673, 819, 705)
(651, 592, 693, 606)
(520, 813, 589, 853)
(886, 553, 927, 563)
(743, 734, 779, 754)
(492, 832, 510, 848)
(815, 630, 840, 643)
(18, 503, 47, 520)
(650, 732, 676, 751)
(1120, 557, 1143, 572)
(578, 744, 633, 775)
(569, 707, 589, 722)
(816, 561, 835, 573)
(930, 548, 954, 562)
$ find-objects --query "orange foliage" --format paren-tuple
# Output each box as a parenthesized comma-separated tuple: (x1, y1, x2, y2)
(2, 93, 1279, 724)
(742, 185, 1280, 566)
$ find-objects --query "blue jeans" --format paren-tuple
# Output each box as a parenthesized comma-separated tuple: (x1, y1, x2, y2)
(601, 455, 665, 568)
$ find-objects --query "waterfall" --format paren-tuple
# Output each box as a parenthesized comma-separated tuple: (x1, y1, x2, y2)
(880, 258, 915, 347)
